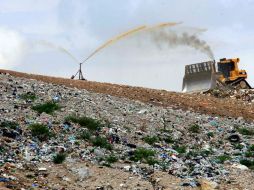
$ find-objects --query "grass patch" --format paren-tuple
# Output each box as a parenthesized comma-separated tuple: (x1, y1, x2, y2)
(65, 115, 102, 131)
(91, 136, 112, 150)
(146, 157, 159, 165)
(216, 155, 231, 164)
(20, 92, 37, 101)
(0, 146, 6, 153)
(245, 145, 254, 157)
(240, 159, 254, 170)
(189, 124, 200, 133)
(130, 148, 157, 165)
(32, 101, 60, 115)
(237, 127, 254, 136)
(173, 145, 187, 154)
(187, 149, 212, 158)
(207, 132, 214, 138)
(79, 131, 91, 141)
(234, 143, 244, 150)
(143, 136, 159, 145)
(106, 154, 118, 164)
(245, 152, 254, 157)
(29, 123, 50, 141)
(0, 121, 19, 130)
(53, 153, 67, 164)
(164, 136, 174, 144)
(248, 145, 254, 151)
(200, 149, 213, 157)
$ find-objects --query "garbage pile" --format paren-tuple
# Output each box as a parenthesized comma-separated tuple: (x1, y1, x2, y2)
(1, 73, 254, 189)
(203, 87, 254, 103)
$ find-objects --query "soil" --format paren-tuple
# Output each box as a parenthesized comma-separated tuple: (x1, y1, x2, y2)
(1, 69, 254, 121)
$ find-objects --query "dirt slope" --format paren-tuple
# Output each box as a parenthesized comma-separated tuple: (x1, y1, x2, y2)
(1, 69, 254, 121)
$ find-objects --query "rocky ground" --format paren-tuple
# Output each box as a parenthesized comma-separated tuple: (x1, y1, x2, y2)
(0, 71, 254, 190)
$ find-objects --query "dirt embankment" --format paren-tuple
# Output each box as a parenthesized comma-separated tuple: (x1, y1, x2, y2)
(1, 69, 254, 121)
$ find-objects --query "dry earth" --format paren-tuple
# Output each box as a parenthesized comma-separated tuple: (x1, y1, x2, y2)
(1, 69, 254, 121)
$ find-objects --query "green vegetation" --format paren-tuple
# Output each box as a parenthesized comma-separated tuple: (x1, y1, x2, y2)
(234, 143, 244, 150)
(173, 145, 187, 154)
(130, 148, 157, 165)
(53, 153, 67, 164)
(20, 92, 37, 101)
(32, 101, 60, 114)
(245, 152, 254, 157)
(189, 124, 200, 133)
(0, 146, 6, 153)
(143, 136, 159, 145)
(200, 149, 213, 157)
(106, 154, 118, 164)
(248, 145, 254, 151)
(146, 157, 159, 165)
(164, 136, 174, 144)
(79, 131, 91, 141)
(207, 132, 214, 138)
(91, 136, 112, 150)
(0, 121, 19, 130)
(65, 115, 102, 131)
(216, 155, 231, 164)
(29, 123, 50, 141)
(236, 127, 254, 136)
(240, 159, 254, 170)
(187, 149, 213, 158)
(245, 145, 254, 157)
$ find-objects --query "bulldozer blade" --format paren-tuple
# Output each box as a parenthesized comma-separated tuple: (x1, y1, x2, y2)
(182, 61, 217, 93)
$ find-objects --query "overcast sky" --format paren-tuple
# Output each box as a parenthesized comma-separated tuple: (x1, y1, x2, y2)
(0, 0, 253, 91)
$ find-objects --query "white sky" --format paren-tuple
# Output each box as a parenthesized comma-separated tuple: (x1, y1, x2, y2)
(0, 0, 254, 91)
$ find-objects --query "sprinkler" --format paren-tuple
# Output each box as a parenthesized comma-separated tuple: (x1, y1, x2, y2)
(71, 63, 86, 80)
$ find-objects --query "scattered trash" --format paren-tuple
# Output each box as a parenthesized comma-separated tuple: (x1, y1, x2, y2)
(1, 72, 254, 189)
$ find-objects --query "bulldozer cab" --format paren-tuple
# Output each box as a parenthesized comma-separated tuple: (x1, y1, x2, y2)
(182, 60, 217, 93)
(217, 59, 235, 78)
(217, 58, 247, 81)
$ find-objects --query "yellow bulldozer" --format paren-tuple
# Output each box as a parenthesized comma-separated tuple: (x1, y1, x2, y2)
(182, 58, 251, 92)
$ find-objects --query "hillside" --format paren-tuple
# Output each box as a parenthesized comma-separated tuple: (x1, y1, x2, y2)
(0, 70, 254, 190)
(1, 69, 254, 121)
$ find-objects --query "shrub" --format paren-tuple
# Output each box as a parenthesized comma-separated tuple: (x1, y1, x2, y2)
(130, 148, 156, 163)
(0, 146, 6, 153)
(216, 155, 231, 164)
(106, 154, 118, 163)
(186, 149, 212, 158)
(245, 145, 254, 157)
(53, 153, 67, 164)
(20, 92, 37, 101)
(91, 136, 112, 150)
(234, 143, 244, 150)
(240, 159, 254, 170)
(146, 157, 159, 165)
(207, 132, 214, 138)
(248, 145, 254, 151)
(65, 115, 102, 131)
(173, 145, 187, 154)
(164, 136, 174, 144)
(32, 101, 60, 114)
(189, 124, 200, 133)
(245, 152, 254, 157)
(237, 127, 254, 136)
(29, 123, 50, 141)
(79, 131, 91, 140)
(0, 121, 19, 130)
(143, 136, 159, 145)
(200, 149, 213, 157)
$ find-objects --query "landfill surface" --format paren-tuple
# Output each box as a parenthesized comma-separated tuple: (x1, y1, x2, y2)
(0, 70, 254, 190)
